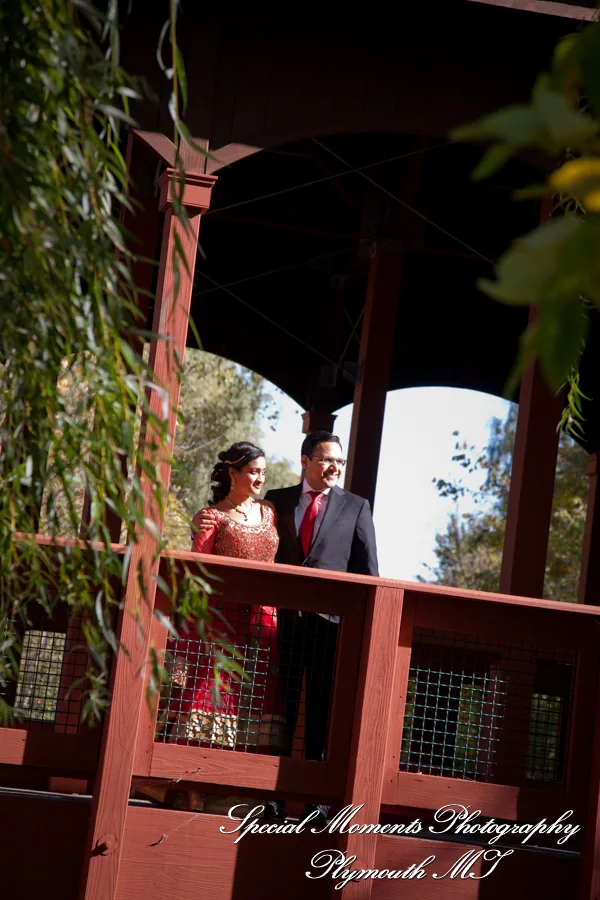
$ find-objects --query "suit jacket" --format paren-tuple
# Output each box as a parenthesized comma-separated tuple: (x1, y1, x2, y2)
(264, 483, 379, 577)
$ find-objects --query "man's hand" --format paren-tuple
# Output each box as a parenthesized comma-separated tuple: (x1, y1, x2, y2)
(191, 508, 217, 540)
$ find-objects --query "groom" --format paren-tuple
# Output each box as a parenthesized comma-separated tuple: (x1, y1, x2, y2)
(265, 429, 379, 577)
(264, 430, 378, 822)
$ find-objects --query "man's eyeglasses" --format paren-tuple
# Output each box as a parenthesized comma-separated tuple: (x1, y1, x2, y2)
(311, 456, 347, 468)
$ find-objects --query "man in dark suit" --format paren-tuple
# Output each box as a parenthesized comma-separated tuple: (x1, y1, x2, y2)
(264, 430, 378, 823)
(265, 430, 379, 577)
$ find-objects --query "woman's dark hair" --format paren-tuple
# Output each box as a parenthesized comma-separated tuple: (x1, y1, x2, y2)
(209, 441, 265, 505)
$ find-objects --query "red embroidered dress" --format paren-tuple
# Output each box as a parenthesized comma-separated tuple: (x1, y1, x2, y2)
(166, 503, 284, 753)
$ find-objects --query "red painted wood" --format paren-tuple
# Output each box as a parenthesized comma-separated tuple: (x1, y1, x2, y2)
(159, 554, 371, 613)
(135, 578, 366, 803)
(578, 665, 600, 899)
(133, 611, 167, 778)
(381, 595, 416, 804)
(131, 130, 177, 168)
(147, 743, 344, 797)
(566, 653, 600, 813)
(466, 0, 597, 21)
(345, 242, 403, 509)
(500, 254, 565, 601)
(340, 586, 404, 899)
(579, 454, 600, 604)
(79, 171, 213, 900)
(162, 546, 600, 617)
(372, 834, 577, 900)
(390, 771, 577, 822)
(117, 806, 336, 900)
(499, 353, 563, 597)
(302, 409, 338, 434)
(408, 590, 600, 652)
(0, 728, 98, 771)
(1, 792, 91, 900)
(14, 533, 126, 554)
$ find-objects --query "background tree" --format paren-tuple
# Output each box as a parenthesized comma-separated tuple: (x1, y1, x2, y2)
(424, 407, 588, 600)
(163, 349, 299, 548)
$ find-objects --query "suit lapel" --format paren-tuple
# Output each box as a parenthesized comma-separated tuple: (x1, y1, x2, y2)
(306, 485, 346, 563)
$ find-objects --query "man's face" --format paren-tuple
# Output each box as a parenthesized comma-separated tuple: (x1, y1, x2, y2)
(301, 441, 345, 491)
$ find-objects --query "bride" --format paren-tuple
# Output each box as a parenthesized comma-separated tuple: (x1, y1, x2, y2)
(165, 441, 284, 757)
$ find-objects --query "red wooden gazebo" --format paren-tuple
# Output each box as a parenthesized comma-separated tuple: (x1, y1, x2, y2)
(4, 3, 600, 899)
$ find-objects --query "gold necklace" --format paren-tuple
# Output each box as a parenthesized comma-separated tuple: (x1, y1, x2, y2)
(226, 498, 254, 521)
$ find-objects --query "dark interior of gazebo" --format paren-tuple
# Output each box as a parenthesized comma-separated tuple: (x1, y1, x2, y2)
(190, 136, 538, 411)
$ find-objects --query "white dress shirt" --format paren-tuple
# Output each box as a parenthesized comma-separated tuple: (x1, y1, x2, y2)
(294, 478, 331, 540)
(294, 479, 339, 625)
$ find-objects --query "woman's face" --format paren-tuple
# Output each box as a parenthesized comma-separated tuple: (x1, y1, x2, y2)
(231, 456, 267, 497)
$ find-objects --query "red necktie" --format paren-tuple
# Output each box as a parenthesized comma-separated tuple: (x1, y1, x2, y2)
(299, 490, 323, 557)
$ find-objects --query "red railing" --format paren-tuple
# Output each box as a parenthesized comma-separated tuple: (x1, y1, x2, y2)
(2, 544, 600, 899)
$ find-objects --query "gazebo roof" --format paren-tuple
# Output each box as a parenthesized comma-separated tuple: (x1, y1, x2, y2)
(190, 134, 536, 408)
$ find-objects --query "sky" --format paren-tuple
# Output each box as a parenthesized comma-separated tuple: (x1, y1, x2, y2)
(258, 385, 512, 581)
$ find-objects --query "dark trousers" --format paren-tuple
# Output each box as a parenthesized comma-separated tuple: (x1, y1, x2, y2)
(277, 610, 338, 761)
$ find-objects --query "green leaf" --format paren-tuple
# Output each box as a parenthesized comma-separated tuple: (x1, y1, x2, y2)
(478, 217, 582, 306)
(174, 47, 188, 115)
(538, 302, 589, 392)
(579, 24, 600, 119)
(533, 75, 598, 149)
(472, 143, 516, 181)
(452, 105, 538, 146)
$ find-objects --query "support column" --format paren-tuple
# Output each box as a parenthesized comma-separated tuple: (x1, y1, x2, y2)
(344, 240, 402, 508)
(79, 168, 215, 900)
(578, 453, 600, 604)
(499, 354, 563, 597)
(301, 409, 337, 434)
(80, 132, 164, 542)
(340, 586, 404, 899)
(500, 197, 565, 599)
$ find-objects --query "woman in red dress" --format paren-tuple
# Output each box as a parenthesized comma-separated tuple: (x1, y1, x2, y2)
(165, 442, 285, 757)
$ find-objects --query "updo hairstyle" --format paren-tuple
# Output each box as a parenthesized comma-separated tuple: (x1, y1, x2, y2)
(209, 441, 265, 505)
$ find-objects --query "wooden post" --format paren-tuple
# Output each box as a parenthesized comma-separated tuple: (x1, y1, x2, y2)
(78, 168, 215, 900)
(339, 585, 404, 899)
(500, 198, 564, 599)
(578, 454, 600, 604)
(499, 355, 563, 597)
(578, 664, 600, 900)
(301, 409, 337, 434)
(344, 242, 402, 508)
(80, 133, 163, 543)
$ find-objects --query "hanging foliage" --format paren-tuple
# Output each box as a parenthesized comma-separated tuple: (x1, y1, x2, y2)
(453, 20, 600, 436)
(0, 1, 226, 723)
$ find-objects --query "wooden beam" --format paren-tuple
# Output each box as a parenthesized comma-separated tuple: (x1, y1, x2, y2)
(344, 241, 402, 508)
(578, 453, 600, 604)
(302, 410, 338, 434)
(499, 196, 564, 599)
(78, 170, 215, 900)
(578, 665, 600, 900)
(80, 132, 164, 542)
(499, 354, 563, 597)
(339, 585, 404, 899)
(466, 0, 598, 21)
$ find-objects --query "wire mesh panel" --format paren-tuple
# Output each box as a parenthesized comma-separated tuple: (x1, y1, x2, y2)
(156, 602, 340, 761)
(53, 616, 90, 734)
(400, 627, 576, 784)
(0, 627, 67, 729)
(12, 630, 66, 723)
(0, 613, 88, 732)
